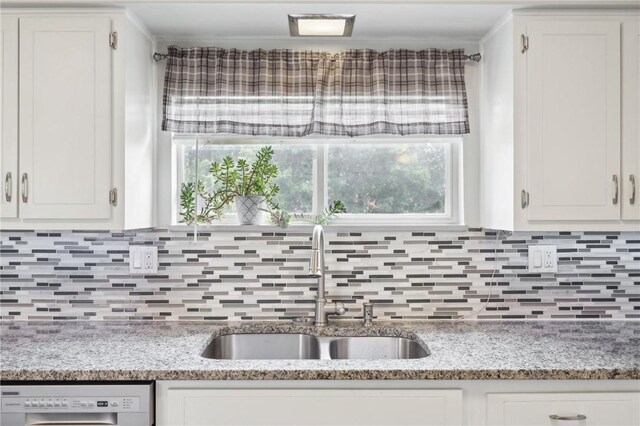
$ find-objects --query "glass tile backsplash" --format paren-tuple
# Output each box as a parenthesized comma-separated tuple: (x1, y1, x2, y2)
(0, 228, 638, 320)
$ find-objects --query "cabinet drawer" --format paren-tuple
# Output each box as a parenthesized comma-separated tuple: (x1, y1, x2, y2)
(487, 392, 640, 426)
(162, 388, 462, 426)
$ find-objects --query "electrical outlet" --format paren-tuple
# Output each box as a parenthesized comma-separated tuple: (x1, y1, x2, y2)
(527, 245, 557, 273)
(129, 245, 158, 274)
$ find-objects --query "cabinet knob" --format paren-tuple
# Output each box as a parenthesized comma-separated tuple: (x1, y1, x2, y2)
(4, 172, 11, 202)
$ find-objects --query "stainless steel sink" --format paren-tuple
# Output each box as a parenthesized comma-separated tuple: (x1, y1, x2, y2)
(329, 336, 429, 360)
(202, 333, 429, 360)
(201, 333, 321, 360)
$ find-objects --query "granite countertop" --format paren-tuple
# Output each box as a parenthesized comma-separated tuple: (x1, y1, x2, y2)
(1, 321, 638, 381)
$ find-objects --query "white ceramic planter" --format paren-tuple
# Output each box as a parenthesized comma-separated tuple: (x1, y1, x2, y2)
(235, 195, 264, 225)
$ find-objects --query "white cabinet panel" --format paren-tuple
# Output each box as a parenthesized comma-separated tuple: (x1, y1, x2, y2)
(18, 16, 113, 220)
(526, 21, 621, 221)
(163, 388, 463, 426)
(0, 16, 18, 219)
(487, 392, 640, 426)
(622, 21, 640, 220)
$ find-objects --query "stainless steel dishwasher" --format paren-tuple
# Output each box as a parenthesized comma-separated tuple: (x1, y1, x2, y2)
(1, 382, 154, 426)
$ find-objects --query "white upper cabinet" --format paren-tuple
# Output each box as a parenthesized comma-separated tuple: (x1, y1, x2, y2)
(622, 20, 640, 221)
(19, 16, 113, 220)
(0, 10, 155, 230)
(0, 16, 18, 219)
(526, 21, 621, 221)
(481, 12, 640, 231)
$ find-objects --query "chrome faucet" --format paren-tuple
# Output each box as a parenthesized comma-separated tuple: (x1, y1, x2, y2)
(308, 225, 345, 327)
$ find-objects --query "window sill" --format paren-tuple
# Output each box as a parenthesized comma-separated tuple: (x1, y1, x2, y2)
(165, 223, 470, 233)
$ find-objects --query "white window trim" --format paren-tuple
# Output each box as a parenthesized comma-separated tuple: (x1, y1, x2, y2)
(172, 135, 462, 227)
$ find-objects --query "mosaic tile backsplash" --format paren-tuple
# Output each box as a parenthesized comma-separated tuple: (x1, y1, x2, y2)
(0, 228, 638, 321)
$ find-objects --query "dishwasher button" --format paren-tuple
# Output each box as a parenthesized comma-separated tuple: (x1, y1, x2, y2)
(110, 401, 119, 407)
(62, 399, 68, 407)
(81, 401, 88, 407)
(88, 401, 95, 407)
(47, 399, 54, 407)
(24, 401, 31, 408)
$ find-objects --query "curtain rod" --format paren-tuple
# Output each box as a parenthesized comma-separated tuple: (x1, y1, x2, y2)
(152, 52, 482, 63)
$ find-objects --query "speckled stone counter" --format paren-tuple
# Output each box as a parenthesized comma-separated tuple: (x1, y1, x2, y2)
(1, 321, 638, 381)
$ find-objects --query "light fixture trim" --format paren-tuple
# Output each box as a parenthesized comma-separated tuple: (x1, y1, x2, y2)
(288, 14, 356, 37)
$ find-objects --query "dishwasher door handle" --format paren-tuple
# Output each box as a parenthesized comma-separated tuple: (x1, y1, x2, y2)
(26, 412, 117, 425)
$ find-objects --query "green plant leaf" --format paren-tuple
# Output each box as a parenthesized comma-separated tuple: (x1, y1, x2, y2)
(292, 200, 347, 225)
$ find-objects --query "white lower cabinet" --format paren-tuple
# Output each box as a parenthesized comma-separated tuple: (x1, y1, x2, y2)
(486, 392, 640, 426)
(159, 388, 462, 426)
(157, 381, 640, 426)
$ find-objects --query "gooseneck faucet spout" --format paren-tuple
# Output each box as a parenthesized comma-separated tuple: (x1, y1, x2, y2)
(308, 225, 324, 278)
(308, 225, 345, 327)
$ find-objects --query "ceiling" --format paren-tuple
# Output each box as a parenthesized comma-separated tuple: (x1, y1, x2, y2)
(124, 3, 515, 40)
(4, 1, 638, 41)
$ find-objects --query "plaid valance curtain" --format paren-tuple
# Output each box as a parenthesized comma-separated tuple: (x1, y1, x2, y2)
(162, 46, 470, 136)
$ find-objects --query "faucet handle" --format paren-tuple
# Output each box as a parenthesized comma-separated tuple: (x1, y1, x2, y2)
(333, 302, 346, 316)
(363, 303, 374, 326)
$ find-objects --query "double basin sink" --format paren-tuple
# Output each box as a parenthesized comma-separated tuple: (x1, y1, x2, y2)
(202, 333, 429, 360)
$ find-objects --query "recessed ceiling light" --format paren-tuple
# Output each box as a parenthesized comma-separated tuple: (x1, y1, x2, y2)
(288, 14, 355, 37)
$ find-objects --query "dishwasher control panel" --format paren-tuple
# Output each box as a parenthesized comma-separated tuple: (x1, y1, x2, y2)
(1, 383, 154, 426)
(2, 396, 140, 412)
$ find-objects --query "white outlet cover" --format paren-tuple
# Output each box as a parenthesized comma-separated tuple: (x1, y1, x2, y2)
(129, 245, 158, 274)
(527, 245, 557, 273)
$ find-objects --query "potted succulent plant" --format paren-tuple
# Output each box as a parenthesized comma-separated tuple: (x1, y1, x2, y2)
(180, 146, 280, 225)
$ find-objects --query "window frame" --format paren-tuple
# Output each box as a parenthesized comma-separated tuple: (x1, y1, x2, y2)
(172, 135, 462, 227)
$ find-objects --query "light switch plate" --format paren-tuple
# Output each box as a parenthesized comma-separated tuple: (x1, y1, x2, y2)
(129, 245, 158, 274)
(528, 244, 557, 273)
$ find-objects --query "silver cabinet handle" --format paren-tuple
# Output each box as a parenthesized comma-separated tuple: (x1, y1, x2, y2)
(631, 175, 636, 205)
(4, 172, 11, 202)
(612, 174, 619, 205)
(549, 414, 587, 421)
(521, 189, 530, 209)
(21, 173, 28, 203)
(521, 34, 529, 54)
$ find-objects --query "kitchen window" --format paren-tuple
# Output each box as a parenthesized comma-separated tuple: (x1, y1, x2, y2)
(173, 136, 460, 226)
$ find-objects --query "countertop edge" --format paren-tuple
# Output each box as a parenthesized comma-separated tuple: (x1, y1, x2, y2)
(2, 368, 639, 381)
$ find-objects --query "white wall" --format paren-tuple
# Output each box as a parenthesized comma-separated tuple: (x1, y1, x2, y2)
(124, 14, 157, 229)
(154, 38, 481, 227)
(479, 16, 514, 230)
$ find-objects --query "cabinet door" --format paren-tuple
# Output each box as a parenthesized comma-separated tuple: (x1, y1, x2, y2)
(487, 392, 640, 426)
(526, 21, 621, 221)
(0, 16, 18, 219)
(19, 16, 113, 220)
(622, 21, 640, 221)
(162, 388, 463, 426)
